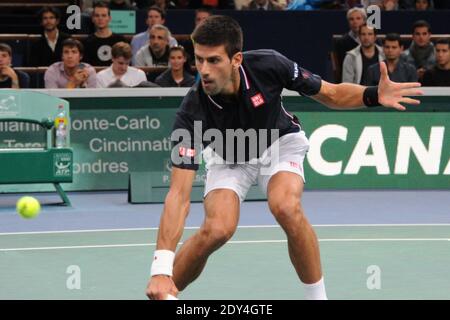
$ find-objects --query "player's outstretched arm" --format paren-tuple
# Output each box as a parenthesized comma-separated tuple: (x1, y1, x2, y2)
(312, 62, 423, 111)
(146, 167, 196, 300)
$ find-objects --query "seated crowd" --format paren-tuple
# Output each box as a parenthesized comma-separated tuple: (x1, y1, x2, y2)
(0, 1, 449, 89)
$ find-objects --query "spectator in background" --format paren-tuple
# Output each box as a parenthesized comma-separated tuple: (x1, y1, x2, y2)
(155, 46, 195, 87)
(153, 0, 179, 10)
(242, 0, 284, 10)
(333, 7, 367, 79)
(97, 42, 147, 88)
(135, 24, 171, 67)
(0, 43, 29, 88)
(194, 7, 213, 25)
(45, 39, 97, 89)
(83, 1, 126, 66)
(131, 6, 177, 65)
(109, 0, 137, 10)
(367, 33, 417, 85)
(286, 0, 338, 9)
(342, 24, 384, 85)
(380, 0, 399, 10)
(422, 38, 450, 86)
(402, 20, 436, 81)
(28, 6, 69, 67)
(179, 8, 212, 67)
(414, 0, 433, 10)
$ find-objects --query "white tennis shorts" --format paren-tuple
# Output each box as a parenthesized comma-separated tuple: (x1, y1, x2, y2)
(203, 131, 310, 202)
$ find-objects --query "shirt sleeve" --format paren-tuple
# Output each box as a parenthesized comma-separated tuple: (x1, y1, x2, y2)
(96, 72, 107, 88)
(270, 51, 322, 96)
(86, 67, 97, 88)
(44, 67, 58, 89)
(135, 50, 145, 67)
(170, 108, 203, 171)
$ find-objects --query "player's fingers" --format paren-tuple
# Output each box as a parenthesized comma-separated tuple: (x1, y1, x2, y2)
(399, 97, 421, 105)
(400, 88, 424, 96)
(169, 287, 179, 297)
(392, 103, 406, 111)
(399, 82, 422, 89)
(379, 61, 389, 80)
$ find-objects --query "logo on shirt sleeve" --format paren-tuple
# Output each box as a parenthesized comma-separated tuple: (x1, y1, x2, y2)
(251, 93, 265, 108)
(179, 146, 196, 157)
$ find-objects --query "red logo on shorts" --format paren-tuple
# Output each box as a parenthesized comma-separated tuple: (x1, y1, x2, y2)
(289, 161, 299, 168)
(179, 147, 196, 157)
(251, 93, 265, 108)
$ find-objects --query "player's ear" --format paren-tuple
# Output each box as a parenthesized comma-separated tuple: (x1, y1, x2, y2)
(232, 52, 243, 69)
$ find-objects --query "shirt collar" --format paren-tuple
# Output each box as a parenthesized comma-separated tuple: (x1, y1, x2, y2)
(44, 30, 59, 41)
(205, 64, 250, 110)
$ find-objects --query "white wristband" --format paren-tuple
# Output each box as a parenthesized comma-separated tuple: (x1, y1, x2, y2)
(151, 250, 175, 277)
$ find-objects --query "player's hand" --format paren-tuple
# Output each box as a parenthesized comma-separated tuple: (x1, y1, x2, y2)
(378, 61, 423, 111)
(146, 275, 179, 300)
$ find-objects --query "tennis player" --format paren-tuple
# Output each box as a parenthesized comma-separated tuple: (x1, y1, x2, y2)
(147, 15, 422, 300)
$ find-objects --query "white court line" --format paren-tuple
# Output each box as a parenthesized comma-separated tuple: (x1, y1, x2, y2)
(0, 238, 449, 252)
(1, 223, 450, 236)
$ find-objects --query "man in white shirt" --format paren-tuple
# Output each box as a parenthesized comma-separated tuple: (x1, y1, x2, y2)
(97, 41, 147, 88)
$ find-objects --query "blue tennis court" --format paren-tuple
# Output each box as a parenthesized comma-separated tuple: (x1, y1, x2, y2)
(1, 190, 449, 299)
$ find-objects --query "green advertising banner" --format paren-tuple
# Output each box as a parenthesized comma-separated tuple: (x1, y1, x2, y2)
(0, 94, 448, 193)
(298, 112, 450, 189)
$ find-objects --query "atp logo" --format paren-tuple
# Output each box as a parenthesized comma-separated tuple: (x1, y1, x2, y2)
(54, 153, 72, 177)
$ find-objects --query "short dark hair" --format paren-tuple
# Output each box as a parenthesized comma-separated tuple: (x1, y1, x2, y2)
(62, 38, 84, 55)
(38, 6, 61, 21)
(148, 6, 165, 20)
(358, 23, 377, 35)
(412, 20, 431, 33)
(93, 1, 111, 16)
(0, 43, 12, 56)
(191, 15, 243, 59)
(435, 38, 450, 48)
(169, 46, 187, 58)
(384, 33, 402, 46)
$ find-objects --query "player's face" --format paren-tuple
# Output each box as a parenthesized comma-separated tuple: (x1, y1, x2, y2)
(436, 44, 450, 67)
(149, 29, 169, 56)
(194, 44, 242, 96)
(147, 10, 164, 28)
(383, 40, 402, 61)
(112, 56, 130, 76)
(41, 12, 59, 31)
(413, 27, 431, 47)
(0, 51, 11, 68)
(93, 7, 111, 30)
(62, 46, 81, 68)
(169, 50, 186, 72)
(348, 11, 365, 33)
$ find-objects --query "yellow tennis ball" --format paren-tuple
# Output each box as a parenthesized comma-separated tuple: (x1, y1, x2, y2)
(16, 196, 41, 219)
